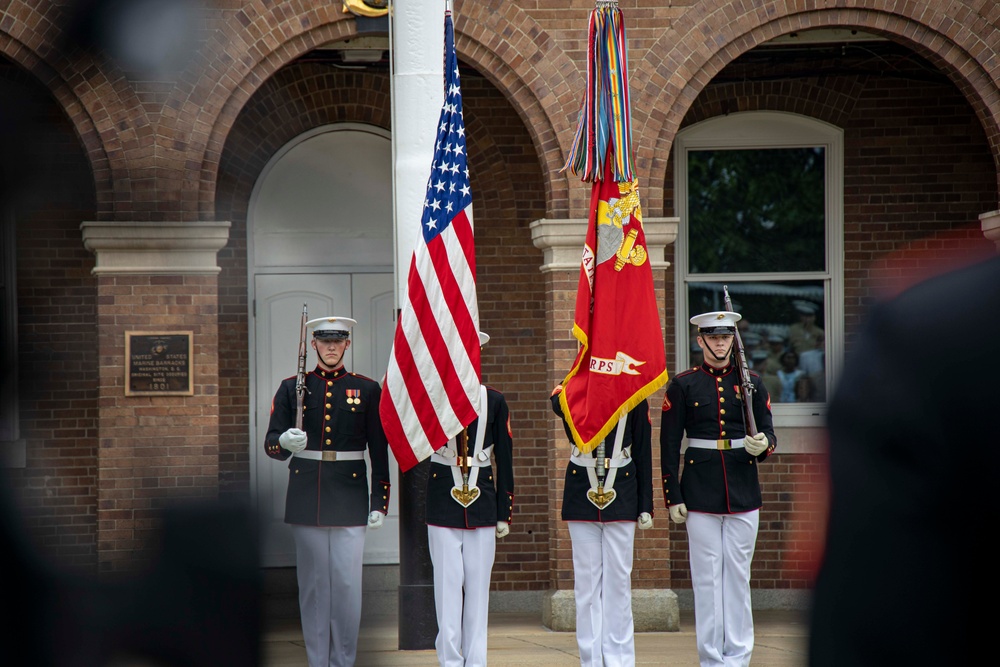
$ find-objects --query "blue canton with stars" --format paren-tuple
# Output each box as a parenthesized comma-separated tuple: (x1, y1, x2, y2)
(421, 14, 472, 244)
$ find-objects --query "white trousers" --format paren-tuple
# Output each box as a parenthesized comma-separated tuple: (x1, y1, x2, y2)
(292, 525, 366, 667)
(427, 525, 497, 667)
(568, 521, 637, 667)
(686, 510, 759, 667)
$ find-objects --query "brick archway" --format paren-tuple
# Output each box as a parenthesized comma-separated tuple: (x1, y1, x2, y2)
(0, 5, 141, 221)
(199, 1, 584, 222)
(631, 1, 1000, 212)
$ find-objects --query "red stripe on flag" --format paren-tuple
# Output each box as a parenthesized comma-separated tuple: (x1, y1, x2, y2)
(406, 247, 476, 424)
(389, 314, 449, 449)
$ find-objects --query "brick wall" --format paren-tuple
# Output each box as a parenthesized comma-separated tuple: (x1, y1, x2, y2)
(2, 64, 99, 570)
(3, 1, 999, 593)
(665, 44, 997, 591)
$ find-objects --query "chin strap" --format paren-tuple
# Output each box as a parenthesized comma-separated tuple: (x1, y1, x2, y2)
(704, 339, 734, 363)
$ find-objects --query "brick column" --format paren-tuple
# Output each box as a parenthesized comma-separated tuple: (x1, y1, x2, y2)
(529, 216, 680, 632)
(81, 221, 230, 573)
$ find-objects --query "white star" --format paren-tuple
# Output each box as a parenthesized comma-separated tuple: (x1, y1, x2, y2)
(434, 180, 446, 192)
(445, 201, 454, 213)
(460, 184, 471, 197)
(426, 218, 437, 230)
(430, 199, 442, 211)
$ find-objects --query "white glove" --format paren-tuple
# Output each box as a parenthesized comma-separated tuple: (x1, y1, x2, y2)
(669, 503, 688, 524)
(496, 521, 510, 539)
(744, 432, 768, 456)
(367, 511, 384, 529)
(637, 512, 653, 530)
(279, 428, 307, 453)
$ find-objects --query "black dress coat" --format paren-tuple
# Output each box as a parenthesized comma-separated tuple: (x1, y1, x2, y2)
(659, 361, 776, 514)
(265, 365, 391, 527)
(809, 256, 999, 667)
(425, 386, 514, 529)
(551, 394, 654, 523)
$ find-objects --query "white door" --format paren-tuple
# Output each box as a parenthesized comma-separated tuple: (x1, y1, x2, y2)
(253, 272, 398, 567)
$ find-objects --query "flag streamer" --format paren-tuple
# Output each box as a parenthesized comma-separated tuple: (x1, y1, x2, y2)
(563, 2, 634, 183)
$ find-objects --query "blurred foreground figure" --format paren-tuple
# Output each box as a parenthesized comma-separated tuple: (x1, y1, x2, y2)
(0, 481, 261, 667)
(809, 255, 999, 666)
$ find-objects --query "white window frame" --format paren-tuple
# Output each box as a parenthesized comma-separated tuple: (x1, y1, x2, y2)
(674, 111, 844, 428)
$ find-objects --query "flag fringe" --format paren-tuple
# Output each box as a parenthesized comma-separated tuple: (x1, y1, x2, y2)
(559, 322, 668, 454)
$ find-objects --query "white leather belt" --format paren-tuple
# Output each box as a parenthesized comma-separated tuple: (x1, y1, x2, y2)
(570, 445, 632, 468)
(293, 450, 365, 461)
(688, 438, 745, 450)
(431, 445, 494, 467)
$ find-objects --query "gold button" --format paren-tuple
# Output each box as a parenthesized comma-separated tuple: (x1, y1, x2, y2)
(688, 459, 694, 464)
(720, 420, 725, 425)
(720, 398, 725, 403)
(694, 402, 699, 407)
(352, 473, 357, 478)
(326, 403, 331, 409)
(327, 381, 333, 386)
(326, 392, 332, 398)
(325, 439, 331, 445)
(326, 415, 331, 420)
(572, 470, 577, 474)
(351, 407, 356, 412)
(720, 409, 726, 415)
(749, 460, 754, 465)
(432, 473, 437, 478)
(383, 495, 387, 499)
(721, 431, 726, 436)
(718, 387, 723, 392)
(717, 377, 722, 383)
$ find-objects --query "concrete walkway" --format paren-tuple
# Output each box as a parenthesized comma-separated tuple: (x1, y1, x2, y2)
(262, 610, 810, 666)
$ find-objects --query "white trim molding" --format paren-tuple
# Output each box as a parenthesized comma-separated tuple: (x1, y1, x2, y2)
(530, 217, 679, 273)
(980, 209, 1000, 251)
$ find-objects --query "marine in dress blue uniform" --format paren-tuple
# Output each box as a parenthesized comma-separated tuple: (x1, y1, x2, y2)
(552, 389, 653, 667)
(264, 316, 390, 667)
(660, 311, 776, 667)
(425, 332, 514, 667)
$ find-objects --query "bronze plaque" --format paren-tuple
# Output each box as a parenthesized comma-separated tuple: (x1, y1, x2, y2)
(125, 331, 194, 396)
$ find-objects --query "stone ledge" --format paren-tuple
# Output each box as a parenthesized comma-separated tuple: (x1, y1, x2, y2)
(80, 220, 231, 275)
(530, 217, 679, 273)
(542, 588, 680, 632)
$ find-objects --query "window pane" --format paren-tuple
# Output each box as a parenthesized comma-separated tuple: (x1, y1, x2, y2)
(688, 148, 826, 274)
(687, 281, 826, 403)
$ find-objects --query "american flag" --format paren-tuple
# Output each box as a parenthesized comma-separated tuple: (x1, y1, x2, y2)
(380, 12, 481, 473)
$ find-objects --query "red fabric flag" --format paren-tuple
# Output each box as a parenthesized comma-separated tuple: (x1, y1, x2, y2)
(379, 12, 481, 473)
(557, 173, 668, 453)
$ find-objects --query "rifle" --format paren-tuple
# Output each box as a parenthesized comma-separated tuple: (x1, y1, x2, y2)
(723, 285, 757, 436)
(295, 304, 308, 430)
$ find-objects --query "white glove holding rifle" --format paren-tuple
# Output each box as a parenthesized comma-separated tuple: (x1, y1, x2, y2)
(745, 432, 768, 457)
(279, 428, 308, 453)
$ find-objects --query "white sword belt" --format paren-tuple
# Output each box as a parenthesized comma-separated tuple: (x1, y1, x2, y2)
(293, 450, 366, 461)
(687, 438, 745, 450)
(430, 445, 494, 467)
(569, 446, 632, 468)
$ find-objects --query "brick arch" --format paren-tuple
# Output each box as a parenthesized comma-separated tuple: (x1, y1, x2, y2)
(633, 2, 1000, 213)
(452, 3, 585, 219)
(197, 1, 584, 221)
(0, 9, 146, 220)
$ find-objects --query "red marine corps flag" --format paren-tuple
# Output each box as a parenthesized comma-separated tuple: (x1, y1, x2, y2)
(380, 10, 482, 472)
(558, 2, 668, 453)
